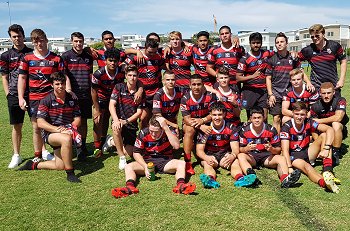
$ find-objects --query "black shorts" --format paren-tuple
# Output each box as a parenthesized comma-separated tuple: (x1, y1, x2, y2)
(146, 156, 172, 173)
(43, 132, 60, 150)
(121, 126, 138, 146)
(249, 151, 271, 167)
(78, 99, 92, 119)
(269, 98, 282, 116)
(290, 150, 309, 163)
(29, 100, 40, 118)
(145, 95, 153, 110)
(241, 87, 267, 110)
(7, 94, 25, 124)
(98, 100, 109, 110)
(207, 150, 229, 164)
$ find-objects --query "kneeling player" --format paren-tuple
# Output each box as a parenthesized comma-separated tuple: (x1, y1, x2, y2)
(238, 106, 301, 188)
(281, 102, 339, 193)
(111, 116, 196, 198)
(196, 102, 256, 188)
(18, 72, 81, 183)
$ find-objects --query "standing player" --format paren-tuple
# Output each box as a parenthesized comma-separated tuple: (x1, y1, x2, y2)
(238, 106, 301, 188)
(111, 116, 196, 198)
(282, 68, 319, 123)
(18, 72, 81, 183)
(126, 39, 165, 128)
(181, 74, 216, 175)
(108, 65, 145, 170)
(206, 25, 244, 87)
(236, 32, 273, 119)
(311, 82, 349, 166)
(96, 30, 125, 68)
(0, 24, 33, 168)
(196, 102, 256, 188)
(298, 24, 347, 93)
(266, 32, 314, 132)
(165, 31, 193, 92)
(62, 32, 94, 161)
(281, 102, 339, 193)
(18, 29, 63, 162)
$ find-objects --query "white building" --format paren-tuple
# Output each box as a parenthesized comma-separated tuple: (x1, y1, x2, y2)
(237, 31, 277, 52)
(121, 34, 145, 49)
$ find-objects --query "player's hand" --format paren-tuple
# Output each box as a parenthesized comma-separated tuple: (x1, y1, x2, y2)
(93, 109, 102, 124)
(136, 50, 145, 64)
(318, 149, 330, 159)
(19, 98, 27, 111)
(200, 125, 212, 135)
(67, 90, 78, 100)
(247, 141, 257, 151)
(335, 79, 345, 89)
(144, 168, 151, 179)
(84, 47, 99, 60)
(57, 125, 68, 133)
(206, 155, 218, 167)
(305, 82, 315, 92)
(156, 116, 167, 128)
(268, 95, 276, 107)
(183, 45, 190, 54)
(163, 46, 171, 59)
(253, 68, 261, 78)
(215, 92, 222, 101)
(264, 141, 271, 151)
(134, 89, 142, 104)
(221, 153, 235, 169)
(232, 36, 240, 48)
(112, 120, 122, 131)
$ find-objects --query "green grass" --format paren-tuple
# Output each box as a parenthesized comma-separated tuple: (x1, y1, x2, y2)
(1, 64, 350, 230)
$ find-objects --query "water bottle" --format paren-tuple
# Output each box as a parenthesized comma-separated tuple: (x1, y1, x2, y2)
(147, 162, 156, 181)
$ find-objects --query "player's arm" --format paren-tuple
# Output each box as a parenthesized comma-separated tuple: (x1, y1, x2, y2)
(302, 71, 315, 92)
(266, 74, 276, 107)
(127, 108, 143, 124)
(317, 123, 335, 147)
(313, 110, 345, 124)
(109, 98, 119, 123)
(206, 63, 217, 78)
(195, 143, 207, 160)
(182, 115, 194, 126)
(336, 59, 347, 89)
(17, 73, 27, 110)
(133, 152, 148, 175)
(236, 70, 260, 82)
(230, 140, 239, 158)
(154, 113, 178, 129)
(157, 116, 180, 149)
(281, 100, 293, 117)
(71, 116, 81, 128)
(281, 140, 293, 169)
(1, 73, 9, 96)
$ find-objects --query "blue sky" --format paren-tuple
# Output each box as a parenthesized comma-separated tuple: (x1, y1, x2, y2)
(0, 0, 350, 39)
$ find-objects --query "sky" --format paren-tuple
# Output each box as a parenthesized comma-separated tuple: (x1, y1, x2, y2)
(0, 0, 350, 39)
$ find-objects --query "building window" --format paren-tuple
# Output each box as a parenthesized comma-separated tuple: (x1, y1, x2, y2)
(327, 32, 334, 37)
(303, 34, 310, 39)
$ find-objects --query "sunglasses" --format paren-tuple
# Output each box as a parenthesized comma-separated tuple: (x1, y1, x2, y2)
(311, 34, 321, 39)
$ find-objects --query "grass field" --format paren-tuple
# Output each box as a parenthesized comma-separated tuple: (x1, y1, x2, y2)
(1, 65, 350, 231)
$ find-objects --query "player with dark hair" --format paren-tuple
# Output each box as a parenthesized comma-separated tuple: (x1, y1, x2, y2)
(237, 106, 301, 188)
(0, 24, 33, 168)
(207, 25, 244, 87)
(111, 115, 196, 198)
(298, 24, 347, 94)
(181, 74, 216, 175)
(18, 28, 63, 162)
(197, 101, 256, 188)
(310, 82, 349, 166)
(282, 68, 319, 123)
(61, 32, 94, 161)
(18, 72, 82, 183)
(236, 32, 273, 119)
(281, 102, 339, 193)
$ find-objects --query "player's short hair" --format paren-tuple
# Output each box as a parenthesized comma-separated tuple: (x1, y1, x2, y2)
(275, 32, 288, 43)
(210, 101, 226, 113)
(104, 48, 120, 60)
(71, 32, 84, 40)
(101, 30, 114, 39)
(320, 82, 335, 90)
(197, 31, 210, 39)
(30, 29, 47, 42)
(292, 102, 308, 112)
(169, 31, 182, 40)
(125, 64, 138, 74)
(145, 39, 159, 48)
(50, 72, 66, 84)
(8, 24, 25, 37)
(146, 32, 160, 42)
(149, 115, 161, 128)
(309, 24, 325, 35)
(217, 66, 229, 76)
(162, 70, 175, 79)
(250, 106, 264, 117)
(219, 25, 231, 33)
(289, 68, 303, 78)
(190, 74, 202, 81)
(249, 32, 262, 43)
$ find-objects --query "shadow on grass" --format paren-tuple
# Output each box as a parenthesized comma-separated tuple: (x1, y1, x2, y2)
(74, 152, 113, 178)
(258, 170, 331, 231)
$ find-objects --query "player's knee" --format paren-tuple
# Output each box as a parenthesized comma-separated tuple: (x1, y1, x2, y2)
(184, 127, 195, 136)
(332, 122, 343, 132)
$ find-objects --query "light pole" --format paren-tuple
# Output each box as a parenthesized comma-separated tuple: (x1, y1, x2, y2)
(7, 1, 12, 25)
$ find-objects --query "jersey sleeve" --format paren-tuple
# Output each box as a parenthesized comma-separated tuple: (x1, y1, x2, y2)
(335, 42, 346, 61)
(91, 69, 101, 88)
(180, 95, 191, 117)
(110, 85, 119, 101)
(133, 130, 145, 155)
(152, 91, 162, 114)
(19, 55, 29, 75)
(236, 57, 247, 74)
(37, 97, 49, 120)
(336, 97, 347, 111)
(309, 119, 319, 133)
(239, 128, 248, 147)
(0, 52, 9, 74)
(270, 127, 280, 147)
(280, 124, 291, 140)
(73, 99, 81, 118)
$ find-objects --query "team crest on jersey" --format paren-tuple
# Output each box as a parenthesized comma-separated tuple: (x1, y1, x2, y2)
(312, 121, 319, 129)
(180, 104, 186, 111)
(238, 63, 244, 70)
(52, 102, 59, 107)
(257, 60, 262, 65)
(85, 58, 90, 63)
(289, 60, 293, 65)
(280, 132, 289, 139)
(273, 135, 279, 141)
(135, 139, 142, 148)
(69, 101, 74, 107)
(239, 137, 244, 143)
(29, 61, 36, 66)
(153, 100, 160, 108)
(225, 53, 230, 58)
(327, 48, 332, 54)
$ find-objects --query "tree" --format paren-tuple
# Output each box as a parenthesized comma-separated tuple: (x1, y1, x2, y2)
(89, 42, 122, 50)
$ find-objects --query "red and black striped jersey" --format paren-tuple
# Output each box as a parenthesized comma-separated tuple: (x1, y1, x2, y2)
(152, 87, 182, 123)
(134, 127, 173, 159)
(110, 82, 146, 130)
(207, 44, 245, 85)
(91, 66, 123, 101)
(266, 52, 300, 98)
(213, 83, 241, 126)
(96, 48, 126, 68)
(310, 96, 348, 124)
(61, 49, 93, 100)
(198, 122, 239, 154)
(237, 50, 273, 89)
(37, 92, 81, 137)
(166, 49, 192, 88)
(298, 40, 346, 89)
(280, 118, 319, 152)
(192, 45, 215, 85)
(282, 85, 319, 109)
(19, 51, 63, 101)
(126, 53, 165, 96)
(0, 46, 33, 96)
(180, 90, 216, 118)
(239, 123, 280, 152)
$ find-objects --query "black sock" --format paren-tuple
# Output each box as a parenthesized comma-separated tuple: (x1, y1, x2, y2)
(101, 136, 106, 145)
(177, 178, 185, 185)
(66, 169, 81, 183)
(126, 179, 136, 188)
(247, 168, 256, 175)
(82, 138, 87, 149)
